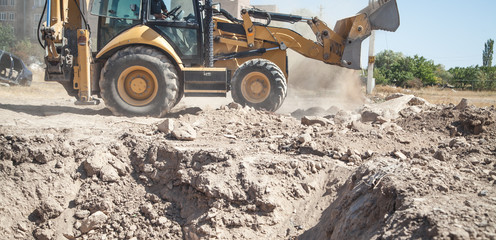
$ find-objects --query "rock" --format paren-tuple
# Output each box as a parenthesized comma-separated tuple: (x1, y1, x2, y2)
(363, 150, 374, 159)
(334, 110, 361, 125)
(381, 122, 403, 132)
(110, 159, 129, 176)
(478, 190, 488, 197)
(257, 198, 277, 212)
(301, 116, 329, 126)
(80, 211, 108, 233)
(17, 222, 28, 232)
(375, 116, 388, 124)
(361, 109, 380, 122)
(362, 95, 425, 123)
(75, 210, 91, 219)
(268, 144, 278, 151)
(408, 97, 429, 106)
(100, 164, 120, 182)
(350, 121, 372, 132)
(454, 98, 469, 110)
(140, 203, 158, 220)
(298, 133, 312, 143)
(37, 197, 64, 222)
(399, 106, 423, 118)
(449, 228, 470, 240)
(449, 137, 469, 148)
(348, 154, 362, 162)
(33, 228, 54, 240)
(158, 119, 174, 134)
(228, 102, 242, 109)
(172, 122, 196, 141)
(433, 149, 450, 161)
(83, 154, 107, 176)
(393, 151, 407, 160)
(385, 93, 405, 101)
(158, 216, 170, 226)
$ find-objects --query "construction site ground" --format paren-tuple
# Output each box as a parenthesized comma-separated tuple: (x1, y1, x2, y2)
(0, 70, 495, 240)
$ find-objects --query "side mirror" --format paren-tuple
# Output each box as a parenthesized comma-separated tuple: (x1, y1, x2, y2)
(212, 3, 221, 13)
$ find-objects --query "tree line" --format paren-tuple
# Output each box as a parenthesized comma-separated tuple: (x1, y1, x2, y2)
(373, 39, 496, 90)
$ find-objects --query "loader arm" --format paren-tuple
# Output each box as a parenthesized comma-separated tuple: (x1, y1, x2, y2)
(215, 0, 399, 70)
(41, 0, 96, 104)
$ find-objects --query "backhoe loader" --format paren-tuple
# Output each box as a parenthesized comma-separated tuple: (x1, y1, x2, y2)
(40, 0, 399, 117)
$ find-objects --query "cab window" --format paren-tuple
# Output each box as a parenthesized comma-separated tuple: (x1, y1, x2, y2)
(148, 0, 197, 22)
(91, 0, 142, 20)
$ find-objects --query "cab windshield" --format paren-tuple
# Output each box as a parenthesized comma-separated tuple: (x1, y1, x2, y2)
(91, 0, 142, 20)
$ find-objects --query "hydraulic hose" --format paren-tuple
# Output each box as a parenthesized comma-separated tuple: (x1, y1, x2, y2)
(38, 0, 91, 50)
(37, 0, 48, 49)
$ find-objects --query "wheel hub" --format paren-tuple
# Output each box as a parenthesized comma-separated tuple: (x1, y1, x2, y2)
(117, 66, 159, 106)
(250, 81, 264, 94)
(130, 76, 147, 94)
(241, 72, 270, 104)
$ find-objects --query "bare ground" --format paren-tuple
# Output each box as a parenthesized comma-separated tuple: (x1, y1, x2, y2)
(0, 73, 495, 240)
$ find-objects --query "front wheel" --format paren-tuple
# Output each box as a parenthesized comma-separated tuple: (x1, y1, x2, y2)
(100, 46, 179, 117)
(231, 59, 287, 112)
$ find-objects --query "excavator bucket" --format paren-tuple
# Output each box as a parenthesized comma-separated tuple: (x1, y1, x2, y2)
(359, 0, 400, 32)
(338, 0, 400, 69)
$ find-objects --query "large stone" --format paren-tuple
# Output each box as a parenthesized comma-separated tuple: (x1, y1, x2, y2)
(385, 93, 405, 101)
(100, 164, 120, 182)
(361, 95, 429, 123)
(454, 98, 469, 110)
(158, 119, 174, 134)
(33, 228, 54, 240)
(408, 97, 429, 106)
(172, 122, 197, 141)
(298, 133, 312, 143)
(140, 203, 158, 220)
(228, 102, 242, 109)
(37, 197, 64, 222)
(393, 151, 407, 160)
(83, 154, 107, 176)
(349, 121, 373, 132)
(361, 110, 380, 122)
(433, 149, 450, 161)
(301, 116, 330, 126)
(80, 211, 108, 233)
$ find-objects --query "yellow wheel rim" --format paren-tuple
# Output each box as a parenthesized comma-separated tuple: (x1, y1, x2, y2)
(241, 72, 271, 104)
(117, 66, 159, 107)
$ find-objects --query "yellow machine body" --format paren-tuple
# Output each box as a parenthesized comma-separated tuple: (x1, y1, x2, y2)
(41, 0, 399, 116)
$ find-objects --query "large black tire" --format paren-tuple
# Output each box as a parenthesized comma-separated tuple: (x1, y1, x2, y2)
(100, 46, 179, 117)
(231, 59, 287, 111)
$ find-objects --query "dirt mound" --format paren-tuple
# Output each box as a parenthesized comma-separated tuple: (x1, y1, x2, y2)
(0, 92, 495, 239)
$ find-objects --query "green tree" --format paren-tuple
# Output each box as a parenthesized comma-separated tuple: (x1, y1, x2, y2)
(0, 24, 15, 50)
(374, 50, 445, 87)
(410, 55, 438, 85)
(483, 39, 494, 67)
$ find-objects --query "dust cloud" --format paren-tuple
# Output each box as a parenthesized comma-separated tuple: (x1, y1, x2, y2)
(278, 50, 366, 115)
(274, 7, 367, 115)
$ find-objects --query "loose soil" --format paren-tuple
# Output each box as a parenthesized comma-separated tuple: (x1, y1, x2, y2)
(0, 72, 495, 240)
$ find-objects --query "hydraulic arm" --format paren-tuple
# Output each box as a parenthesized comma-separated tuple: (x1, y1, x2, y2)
(41, 0, 97, 104)
(214, 0, 400, 70)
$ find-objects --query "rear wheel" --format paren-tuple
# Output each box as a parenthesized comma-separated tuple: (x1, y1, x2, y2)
(231, 59, 287, 111)
(100, 46, 179, 117)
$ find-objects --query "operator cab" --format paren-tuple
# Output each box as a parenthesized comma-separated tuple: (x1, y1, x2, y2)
(90, 0, 202, 66)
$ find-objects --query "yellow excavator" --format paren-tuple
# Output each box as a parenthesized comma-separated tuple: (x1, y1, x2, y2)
(40, 0, 399, 117)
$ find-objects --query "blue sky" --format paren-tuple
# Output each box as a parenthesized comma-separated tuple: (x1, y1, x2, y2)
(250, 0, 496, 69)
